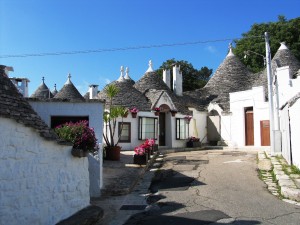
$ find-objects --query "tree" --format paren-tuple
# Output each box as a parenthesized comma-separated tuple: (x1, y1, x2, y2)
(234, 16, 300, 73)
(156, 59, 212, 92)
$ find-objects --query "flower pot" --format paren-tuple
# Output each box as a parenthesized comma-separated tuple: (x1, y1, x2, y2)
(171, 111, 177, 117)
(104, 146, 121, 161)
(71, 148, 89, 158)
(154, 111, 160, 116)
(133, 154, 148, 165)
(131, 112, 137, 118)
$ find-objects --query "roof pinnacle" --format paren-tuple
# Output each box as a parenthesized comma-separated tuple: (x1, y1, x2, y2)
(117, 66, 125, 81)
(226, 43, 235, 57)
(146, 60, 154, 72)
(125, 67, 131, 80)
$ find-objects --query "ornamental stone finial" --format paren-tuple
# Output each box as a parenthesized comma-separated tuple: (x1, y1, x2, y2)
(125, 67, 131, 80)
(42, 76, 45, 83)
(146, 60, 154, 72)
(226, 42, 235, 57)
(117, 66, 125, 82)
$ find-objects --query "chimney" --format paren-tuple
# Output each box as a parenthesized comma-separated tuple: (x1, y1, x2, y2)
(89, 84, 99, 99)
(163, 69, 171, 89)
(10, 77, 30, 97)
(172, 65, 182, 96)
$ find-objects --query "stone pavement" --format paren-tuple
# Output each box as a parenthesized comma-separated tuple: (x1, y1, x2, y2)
(91, 151, 160, 225)
(258, 151, 300, 204)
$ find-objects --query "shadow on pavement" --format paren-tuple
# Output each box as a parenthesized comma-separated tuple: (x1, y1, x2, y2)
(149, 169, 205, 193)
(124, 209, 261, 225)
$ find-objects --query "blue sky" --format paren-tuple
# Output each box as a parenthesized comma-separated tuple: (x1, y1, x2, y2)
(1, 0, 299, 95)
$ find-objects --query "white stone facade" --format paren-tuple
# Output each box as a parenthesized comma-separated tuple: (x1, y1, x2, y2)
(28, 100, 104, 197)
(0, 117, 90, 225)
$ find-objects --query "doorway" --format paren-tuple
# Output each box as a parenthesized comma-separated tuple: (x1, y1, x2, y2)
(159, 112, 166, 146)
(245, 107, 254, 146)
(260, 120, 270, 146)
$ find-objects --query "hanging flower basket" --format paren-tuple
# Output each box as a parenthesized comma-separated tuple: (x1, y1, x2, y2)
(154, 111, 160, 116)
(170, 110, 177, 117)
(131, 112, 137, 118)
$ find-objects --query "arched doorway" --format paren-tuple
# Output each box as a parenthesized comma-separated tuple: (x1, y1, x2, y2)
(207, 110, 221, 145)
(158, 104, 170, 146)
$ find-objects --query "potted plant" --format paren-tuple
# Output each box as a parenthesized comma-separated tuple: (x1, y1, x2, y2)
(154, 107, 160, 116)
(54, 120, 98, 157)
(170, 109, 178, 117)
(129, 107, 139, 118)
(133, 138, 155, 165)
(103, 84, 128, 160)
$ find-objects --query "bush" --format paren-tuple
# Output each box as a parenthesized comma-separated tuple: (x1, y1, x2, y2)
(55, 120, 97, 152)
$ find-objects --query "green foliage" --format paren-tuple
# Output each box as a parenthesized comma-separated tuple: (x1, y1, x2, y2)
(156, 59, 212, 92)
(55, 120, 97, 152)
(102, 84, 127, 147)
(234, 16, 300, 72)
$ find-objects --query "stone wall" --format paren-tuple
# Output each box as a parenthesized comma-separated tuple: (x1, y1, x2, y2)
(0, 117, 90, 225)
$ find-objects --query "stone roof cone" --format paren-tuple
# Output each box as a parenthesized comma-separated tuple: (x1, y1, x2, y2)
(31, 77, 53, 99)
(54, 73, 84, 100)
(0, 65, 58, 140)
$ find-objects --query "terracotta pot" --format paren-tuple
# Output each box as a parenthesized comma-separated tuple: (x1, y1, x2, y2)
(154, 111, 160, 116)
(171, 111, 177, 117)
(105, 146, 121, 161)
(71, 148, 89, 158)
(131, 112, 137, 118)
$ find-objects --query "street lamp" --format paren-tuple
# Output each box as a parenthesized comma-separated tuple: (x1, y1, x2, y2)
(244, 50, 266, 66)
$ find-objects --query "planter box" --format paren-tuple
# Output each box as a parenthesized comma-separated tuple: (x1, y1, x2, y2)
(186, 141, 201, 148)
(133, 154, 148, 165)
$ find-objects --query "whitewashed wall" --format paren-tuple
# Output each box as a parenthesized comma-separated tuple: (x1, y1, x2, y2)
(0, 118, 90, 225)
(289, 99, 300, 168)
(28, 100, 104, 197)
(226, 86, 269, 147)
(28, 101, 103, 143)
(113, 110, 188, 150)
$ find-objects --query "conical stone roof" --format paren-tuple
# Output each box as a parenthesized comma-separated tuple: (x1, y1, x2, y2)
(54, 74, 84, 100)
(0, 65, 59, 140)
(31, 78, 53, 99)
(254, 43, 300, 100)
(51, 84, 58, 96)
(134, 71, 170, 93)
(98, 79, 151, 111)
(202, 48, 254, 111)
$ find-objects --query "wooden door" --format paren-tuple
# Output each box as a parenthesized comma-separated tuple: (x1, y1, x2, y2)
(260, 120, 270, 146)
(245, 110, 254, 145)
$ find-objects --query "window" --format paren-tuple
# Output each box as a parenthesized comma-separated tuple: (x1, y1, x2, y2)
(51, 116, 89, 128)
(138, 117, 158, 140)
(176, 118, 188, 140)
(118, 122, 131, 143)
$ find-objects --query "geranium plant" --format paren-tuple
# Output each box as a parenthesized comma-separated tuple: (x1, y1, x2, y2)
(55, 120, 97, 152)
(129, 107, 139, 114)
(154, 107, 160, 112)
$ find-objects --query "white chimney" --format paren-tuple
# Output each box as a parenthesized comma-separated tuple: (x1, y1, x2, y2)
(163, 69, 171, 89)
(89, 84, 99, 99)
(10, 77, 30, 97)
(172, 65, 182, 96)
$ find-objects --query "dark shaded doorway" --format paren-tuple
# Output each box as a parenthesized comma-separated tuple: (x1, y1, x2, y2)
(159, 113, 166, 146)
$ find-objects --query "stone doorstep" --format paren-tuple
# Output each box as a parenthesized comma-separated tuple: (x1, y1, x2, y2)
(278, 179, 297, 188)
(257, 159, 272, 171)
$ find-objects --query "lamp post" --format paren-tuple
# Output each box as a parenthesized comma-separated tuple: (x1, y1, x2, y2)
(265, 32, 275, 156)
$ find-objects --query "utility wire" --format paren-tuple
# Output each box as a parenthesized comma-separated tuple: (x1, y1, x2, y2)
(0, 35, 264, 59)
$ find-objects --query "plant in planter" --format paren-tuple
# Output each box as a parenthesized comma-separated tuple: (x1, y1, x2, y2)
(54, 120, 98, 157)
(154, 107, 160, 116)
(133, 138, 155, 165)
(170, 109, 178, 117)
(129, 107, 139, 118)
(103, 84, 128, 160)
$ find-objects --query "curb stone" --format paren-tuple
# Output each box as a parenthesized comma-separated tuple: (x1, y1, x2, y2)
(258, 152, 300, 204)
